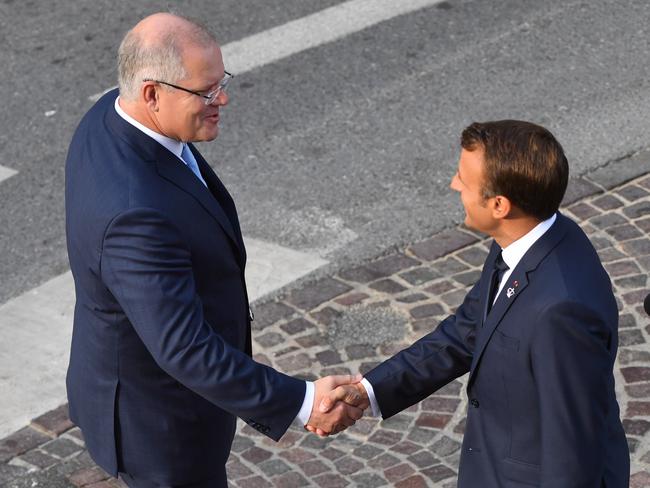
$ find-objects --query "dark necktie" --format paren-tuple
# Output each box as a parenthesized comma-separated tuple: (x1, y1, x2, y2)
(482, 252, 509, 325)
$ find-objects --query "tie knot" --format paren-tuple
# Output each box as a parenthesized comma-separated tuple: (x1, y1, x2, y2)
(494, 252, 509, 272)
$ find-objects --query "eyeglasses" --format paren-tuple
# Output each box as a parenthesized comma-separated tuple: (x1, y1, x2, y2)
(143, 71, 234, 105)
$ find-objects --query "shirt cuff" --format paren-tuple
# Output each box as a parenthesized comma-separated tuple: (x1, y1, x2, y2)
(294, 381, 315, 426)
(361, 377, 382, 418)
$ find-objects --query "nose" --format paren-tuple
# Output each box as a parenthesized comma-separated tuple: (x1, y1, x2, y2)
(450, 173, 461, 192)
(213, 90, 228, 106)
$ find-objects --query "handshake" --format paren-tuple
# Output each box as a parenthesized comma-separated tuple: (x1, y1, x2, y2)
(305, 374, 371, 437)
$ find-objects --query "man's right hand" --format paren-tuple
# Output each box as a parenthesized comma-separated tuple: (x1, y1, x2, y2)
(305, 375, 368, 437)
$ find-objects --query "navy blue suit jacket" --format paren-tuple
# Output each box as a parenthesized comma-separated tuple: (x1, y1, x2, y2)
(365, 214, 629, 487)
(65, 90, 305, 485)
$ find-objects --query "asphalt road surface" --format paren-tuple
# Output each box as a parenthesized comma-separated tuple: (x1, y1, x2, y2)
(1, 0, 649, 304)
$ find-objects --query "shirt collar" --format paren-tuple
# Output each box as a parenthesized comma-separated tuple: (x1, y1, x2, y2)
(114, 95, 183, 159)
(501, 213, 557, 271)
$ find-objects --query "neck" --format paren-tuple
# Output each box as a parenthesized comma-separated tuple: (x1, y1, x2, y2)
(492, 215, 541, 249)
(118, 97, 164, 135)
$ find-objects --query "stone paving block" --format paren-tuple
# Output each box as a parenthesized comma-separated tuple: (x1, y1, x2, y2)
(334, 456, 364, 475)
(252, 301, 296, 330)
(598, 247, 626, 263)
(614, 275, 646, 290)
(286, 278, 352, 310)
(279, 448, 315, 464)
(379, 414, 413, 432)
(352, 444, 383, 460)
(626, 383, 650, 399)
(18, 448, 59, 469)
(398, 268, 440, 286)
(620, 330, 646, 347)
(0, 427, 51, 463)
(606, 224, 643, 241)
(226, 458, 253, 479)
(334, 292, 369, 306)
(432, 435, 462, 457)
(617, 185, 649, 201)
(397, 293, 429, 304)
(421, 464, 457, 483)
(622, 367, 650, 383)
(622, 238, 650, 257)
(395, 475, 429, 488)
(312, 473, 348, 488)
(605, 260, 641, 277)
(241, 446, 273, 464)
(299, 459, 329, 476)
(425, 280, 457, 296)
(416, 413, 453, 429)
(409, 229, 478, 262)
(280, 318, 315, 335)
(422, 397, 461, 413)
(365, 254, 421, 278)
(624, 420, 650, 436)
(369, 279, 407, 294)
(410, 303, 445, 319)
(310, 307, 341, 326)
(350, 472, 388, 487)
(452, 270, 481, 286)
(384, 463, 415, 483)
(368, 453, 400, 469)
(592, 194, 624, 210)
(319, 447, 345, 462)
(407, 449, 437, 468)
(254, 331, 285, 348)
(590, 212, 627, 229)
(258, 459, 291, 477)
(562, 177, 602, 206)
(567, 201, 600, 220)
(316, 349, 342, 366)
(31, 404, 74, 438)
(68, 466, 109, 486)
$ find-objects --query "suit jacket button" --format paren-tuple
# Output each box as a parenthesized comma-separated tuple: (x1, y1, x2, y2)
(470, 399, 479, 408)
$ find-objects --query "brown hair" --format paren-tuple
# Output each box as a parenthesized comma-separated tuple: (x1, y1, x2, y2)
(461, 120, 569, 220)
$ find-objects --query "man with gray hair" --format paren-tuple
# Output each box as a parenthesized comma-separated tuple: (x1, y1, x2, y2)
(65, 13, 364, 487)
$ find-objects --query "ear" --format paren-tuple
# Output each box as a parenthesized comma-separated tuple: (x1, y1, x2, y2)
(142, 82, 159, 112)
(491, 195, 512, 220)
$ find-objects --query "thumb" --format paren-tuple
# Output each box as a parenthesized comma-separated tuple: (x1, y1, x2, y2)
(328, 374, 362, 387)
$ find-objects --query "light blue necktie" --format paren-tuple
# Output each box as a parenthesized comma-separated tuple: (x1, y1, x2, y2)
(181, 143, 207, 187)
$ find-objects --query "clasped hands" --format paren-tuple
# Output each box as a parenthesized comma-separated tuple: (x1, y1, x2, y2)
(305, 374, 370, 437)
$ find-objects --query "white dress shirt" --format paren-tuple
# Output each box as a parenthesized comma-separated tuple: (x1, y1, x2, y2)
(114, 96, 315, 425)
(362, 213, 557, 417)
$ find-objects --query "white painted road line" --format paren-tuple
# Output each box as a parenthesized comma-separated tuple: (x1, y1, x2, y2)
(0, 164, 18, 183)
(0, 238, 327, 438)
(89, 0, 446, 101)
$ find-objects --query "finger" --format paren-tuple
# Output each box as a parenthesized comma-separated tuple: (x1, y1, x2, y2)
(304, 424, 316, 433)
(319, 385, 352, 413)
(328, 374, 360, 388)
(316, 428, 328, 437)
(345, 404, 364, 421)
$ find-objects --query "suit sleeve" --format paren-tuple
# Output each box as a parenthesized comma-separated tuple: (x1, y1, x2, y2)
(531, 300, 613, 487)
(364, 281, 481, 418)
(100, 207, 305, 441)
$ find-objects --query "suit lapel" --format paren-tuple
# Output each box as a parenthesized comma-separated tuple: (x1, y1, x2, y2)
(468, 214, 570, 386)
(190, 145, 247, 266)
(154, 146, 242, 259)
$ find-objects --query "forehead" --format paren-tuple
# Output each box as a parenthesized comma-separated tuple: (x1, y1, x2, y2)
(458, 148, 486, 183)
(182, 43, 224, 81)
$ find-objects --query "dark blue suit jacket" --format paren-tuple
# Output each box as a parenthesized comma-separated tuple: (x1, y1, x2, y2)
(65, 90, 305, 485)
(365, 214, 629, 487)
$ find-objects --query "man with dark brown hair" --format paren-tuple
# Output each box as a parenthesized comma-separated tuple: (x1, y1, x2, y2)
(317, 120, 630, 486)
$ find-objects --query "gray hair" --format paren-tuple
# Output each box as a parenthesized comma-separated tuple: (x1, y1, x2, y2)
(117, 16, 218, 101)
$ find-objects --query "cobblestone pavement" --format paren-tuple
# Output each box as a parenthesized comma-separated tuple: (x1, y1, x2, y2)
(2, 157, 650, 487)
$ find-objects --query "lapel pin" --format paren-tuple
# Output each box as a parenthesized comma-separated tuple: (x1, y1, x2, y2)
(507, 287, 515, 298)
